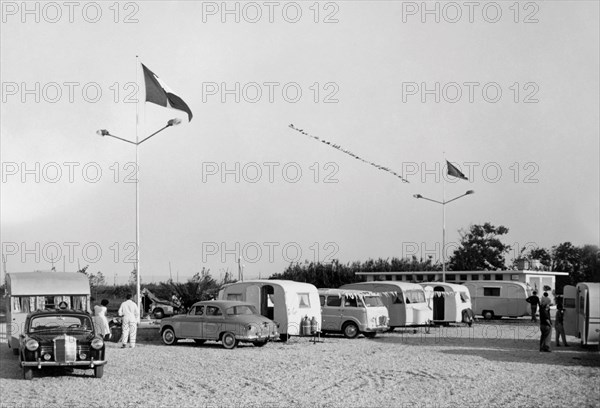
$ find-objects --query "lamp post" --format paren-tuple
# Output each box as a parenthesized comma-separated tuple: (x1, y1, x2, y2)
(413, 190, 474, 282)
(96, 118, 181, 318)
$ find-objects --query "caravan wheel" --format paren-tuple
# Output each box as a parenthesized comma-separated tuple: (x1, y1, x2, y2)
(482, 311, 494, 320)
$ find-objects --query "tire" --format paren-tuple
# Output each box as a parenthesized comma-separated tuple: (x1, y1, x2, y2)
(194, 339, 206, 345)
(94, 365, 104, 379)
(342, 322, 359, 339)
(221, 332, 238, 350)
(363, 332, 377, 339)
(253, 340, 268, 347)
(482, 311, 494, 320)
(161, 327, 178, 345)
(23, 367, 33, 380)
(153, 308, 164, 319)
(279, 334, 289, 342)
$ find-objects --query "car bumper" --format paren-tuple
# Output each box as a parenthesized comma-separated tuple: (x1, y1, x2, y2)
(362, 326, 389, 333)
(21, 359, 107, 368)
(237, 333, 279, 341)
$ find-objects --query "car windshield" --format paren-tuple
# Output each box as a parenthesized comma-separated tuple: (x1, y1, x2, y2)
(29, 315, 93, 333)
(226, 305, 258, 315)
(363, 296, 383, 307)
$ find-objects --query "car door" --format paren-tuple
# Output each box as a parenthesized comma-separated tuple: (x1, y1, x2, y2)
(180, 306, 204, 338)
(322, 296, 343, 331)
(202, 305, 224, 340)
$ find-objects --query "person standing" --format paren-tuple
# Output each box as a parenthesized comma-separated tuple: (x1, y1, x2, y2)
(555, 306, 569, 347)
(93, 299, 111, 340)
(118, 294, 140, 348)
(539, 303, 552, 352)
(527, 291, 540, 322)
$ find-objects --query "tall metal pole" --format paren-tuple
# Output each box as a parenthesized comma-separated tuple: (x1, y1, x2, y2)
(442, 153, 446, 283)
(135, 55, 141, 320)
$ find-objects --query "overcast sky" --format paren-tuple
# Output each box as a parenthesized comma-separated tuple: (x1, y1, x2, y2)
(1, 1, 598, 284)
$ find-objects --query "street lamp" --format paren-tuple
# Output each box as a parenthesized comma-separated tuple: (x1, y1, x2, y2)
(96, 118, 182, 319)
(413, 190, 474, 282)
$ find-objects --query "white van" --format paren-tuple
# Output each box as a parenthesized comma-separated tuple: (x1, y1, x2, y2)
(5, 272, 91, 354)
(218, 280, 321, 341)
(462, 281, 532, 319)
(318, 289, 389, 338)
(420, 282, 474, 326)
(563, 282, 600, 346)
(340, 282, 432, 328)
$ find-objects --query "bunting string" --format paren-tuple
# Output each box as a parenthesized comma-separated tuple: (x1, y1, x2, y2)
(289, 124, 409, 183)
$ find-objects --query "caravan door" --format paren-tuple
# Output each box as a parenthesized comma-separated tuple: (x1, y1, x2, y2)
(563, 285, 578, 337)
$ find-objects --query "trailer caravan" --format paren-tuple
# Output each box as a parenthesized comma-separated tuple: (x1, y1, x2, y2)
(340, 282, 432, 328)
(420, 282, 474, 325)
(218, 280, 321, 341)
(563, 282, 600, 346)
(5, 272, 91, 353)
(462, 281, 532, 319)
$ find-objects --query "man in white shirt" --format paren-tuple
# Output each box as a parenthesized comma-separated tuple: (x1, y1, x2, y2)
(118, 294, 140, 348)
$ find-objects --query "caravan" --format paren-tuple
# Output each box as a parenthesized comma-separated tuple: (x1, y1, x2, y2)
(420, 282, 474, 325)
(5, 272, 91, 354)
(563, 282, 600, 346)
(462, 281, 532, 319)
(340, 282, 432, 328)
(218, 280, 321, 341)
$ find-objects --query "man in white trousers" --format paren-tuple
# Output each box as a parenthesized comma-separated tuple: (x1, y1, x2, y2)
(118, 293, 140, 348)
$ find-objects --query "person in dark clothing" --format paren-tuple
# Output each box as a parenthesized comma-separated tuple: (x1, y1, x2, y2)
(527, 291, 540, 322)
(555, 306, 569, 347)
(539, 304, 552, 352)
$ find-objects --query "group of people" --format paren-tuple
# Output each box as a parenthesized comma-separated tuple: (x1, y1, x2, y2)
(92, 293, 140, 349)
(526, 290, 568, 352)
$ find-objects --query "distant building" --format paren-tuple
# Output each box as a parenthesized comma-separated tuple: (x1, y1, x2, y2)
(355, 269, 569, 293)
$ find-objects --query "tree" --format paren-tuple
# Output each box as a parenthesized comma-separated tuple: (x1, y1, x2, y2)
(89, 271, 106, 287)
(448, 223, 511, 271)
(165, 268, 219, 310)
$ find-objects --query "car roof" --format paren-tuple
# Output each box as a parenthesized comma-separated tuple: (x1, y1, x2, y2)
(191, 300, 253, 308)
(27, 309, 91, 317)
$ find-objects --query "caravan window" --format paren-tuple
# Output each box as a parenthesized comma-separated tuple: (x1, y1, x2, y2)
(484, 288, 501, 296)
(298, 293, 311, 308)
(405, 290, 425, 304)
(227, 294, 243, 301)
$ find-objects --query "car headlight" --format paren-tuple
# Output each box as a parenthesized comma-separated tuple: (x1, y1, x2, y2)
(25, 339, 39, 351)
(91, 338, 104, 350)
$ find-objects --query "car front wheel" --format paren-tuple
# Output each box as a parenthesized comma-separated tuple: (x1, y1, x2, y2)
(162, 328, 178, 345)
(221, 332, 238, 349)
(94, 365, 104, 378)
(23, 367, 33, 380)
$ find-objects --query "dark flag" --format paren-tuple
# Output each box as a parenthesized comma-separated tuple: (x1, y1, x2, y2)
(446, 160, 468, 180)
(141, 64, 193, 122)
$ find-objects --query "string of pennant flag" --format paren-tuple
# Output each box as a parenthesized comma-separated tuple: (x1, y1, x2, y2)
(289, 124, 410, 183)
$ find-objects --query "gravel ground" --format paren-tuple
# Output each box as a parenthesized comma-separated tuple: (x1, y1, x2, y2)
(0, 320, 598, 408)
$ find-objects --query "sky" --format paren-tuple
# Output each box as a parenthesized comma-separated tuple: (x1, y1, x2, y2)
(1, 1, 599, 284)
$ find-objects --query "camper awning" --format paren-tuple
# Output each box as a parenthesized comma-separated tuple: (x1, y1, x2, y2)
(8, 272, 90, 296)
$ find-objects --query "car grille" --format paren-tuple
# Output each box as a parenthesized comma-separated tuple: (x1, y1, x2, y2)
(53, 335, 77, 362)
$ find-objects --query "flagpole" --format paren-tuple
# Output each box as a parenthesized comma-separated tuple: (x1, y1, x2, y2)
(442, 152, 446, 283)
(135, 55, 141, 320)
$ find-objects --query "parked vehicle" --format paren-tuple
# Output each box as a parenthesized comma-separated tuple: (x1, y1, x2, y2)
(318, 289, 389, 338)
(462, 281, 532, 319)
(340, 282, 432, 328)
(141, 288, 181, 319)
(19, 306, 106, 379)
(5, 272, 91, 355)
(420, 282, 474, 326)
(218, 280, 321, 341)
(563, 282, 600, 346)
(159, 300, 279, 349)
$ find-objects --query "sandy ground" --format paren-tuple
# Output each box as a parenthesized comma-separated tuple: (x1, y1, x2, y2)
(0, 319, 598, 408)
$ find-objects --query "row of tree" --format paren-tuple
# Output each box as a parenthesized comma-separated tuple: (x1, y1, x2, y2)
(78, 223, 598, 304)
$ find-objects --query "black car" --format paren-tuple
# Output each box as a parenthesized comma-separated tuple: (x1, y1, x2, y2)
(19, 308, 107, 380)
